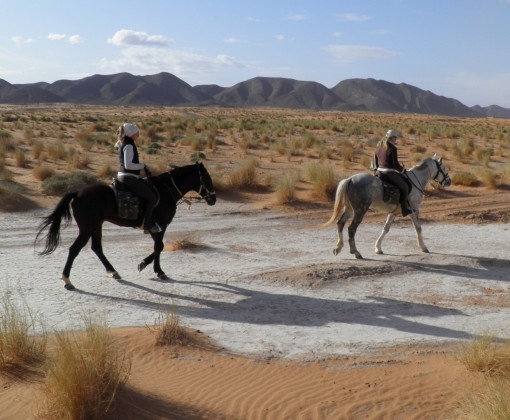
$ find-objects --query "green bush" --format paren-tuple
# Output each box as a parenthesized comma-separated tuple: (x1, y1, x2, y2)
(42, 171, 102, 196)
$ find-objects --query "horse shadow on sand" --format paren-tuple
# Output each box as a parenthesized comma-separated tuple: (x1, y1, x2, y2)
(74, 275, 492, 344)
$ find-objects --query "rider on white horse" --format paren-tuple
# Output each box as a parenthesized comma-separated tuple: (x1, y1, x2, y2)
(373, 129, 413, 217)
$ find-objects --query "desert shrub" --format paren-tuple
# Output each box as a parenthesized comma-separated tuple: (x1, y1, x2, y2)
(42, 171, 101, 196)
(40, 319, 131, 419)
(304, 162, 338, 200)
(274, 172, 299, 204)
(451, 171, 478, 187)
(228, 158, 258, 188)
(0, 180, 38, 211)
(154, 312, 196, 346)
(75, 129, 95, 151)
(14, 149, 27, 167)
(457, 335, 510, 419)
(32, 140, 44, 160)
(457, 334, 510, 377)
(97, 163, 116, 179)
(33, 164, 55, 181)
(0, 294, 46, 368)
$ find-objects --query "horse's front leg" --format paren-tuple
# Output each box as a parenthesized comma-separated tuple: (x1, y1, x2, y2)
(375, 213, 396, 255)
(138, 232, 168, 280)
(410, 211, 429, 253)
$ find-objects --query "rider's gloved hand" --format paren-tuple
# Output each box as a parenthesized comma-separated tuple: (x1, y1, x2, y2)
(144, 165, 152, 177)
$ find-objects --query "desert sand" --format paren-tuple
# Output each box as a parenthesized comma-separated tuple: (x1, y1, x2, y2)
(1, 106, 510, 418)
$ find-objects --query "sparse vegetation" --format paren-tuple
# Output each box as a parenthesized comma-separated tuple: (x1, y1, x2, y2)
(457, 335, 510, 419)
(0, 294, 46, 369)
(40, 319, 131, 420)
(41, 171, 101, 196)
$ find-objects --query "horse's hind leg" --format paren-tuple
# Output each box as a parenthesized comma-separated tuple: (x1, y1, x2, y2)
(62, 232, 91, 290)
(374, 214, 396, 255)
(410, 212, 429, 253)
(348, 212, 366, 259)
(90, 228, 121, 279)
(333, 208, 352, 256)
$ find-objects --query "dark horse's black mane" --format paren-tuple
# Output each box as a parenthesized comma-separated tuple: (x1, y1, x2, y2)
(35, 162, 216, 290)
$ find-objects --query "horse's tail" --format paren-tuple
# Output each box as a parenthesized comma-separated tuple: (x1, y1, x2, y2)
(35, 192, 77, 255)
(322, 178, 350, 227)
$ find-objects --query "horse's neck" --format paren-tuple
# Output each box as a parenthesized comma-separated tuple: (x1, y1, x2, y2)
(169, 170, 195, 196)
(410, 159, 434, 187)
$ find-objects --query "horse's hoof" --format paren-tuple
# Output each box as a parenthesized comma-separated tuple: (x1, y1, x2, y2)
(64, 283, 76, 291)
(138, 261, 147, 272)
(422, 248, 430, 254)
(108, 271, 121, 280)
(333, 249, 338, 256)
(354, 252, 363, 259)
(375, 249, 383, 255)
(157, 273, 169, 280)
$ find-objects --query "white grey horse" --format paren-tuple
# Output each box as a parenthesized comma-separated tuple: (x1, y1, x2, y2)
(323, 155, 451, 259)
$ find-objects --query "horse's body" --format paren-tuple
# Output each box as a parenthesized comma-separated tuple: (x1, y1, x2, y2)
(35, 162, 216, 290)
(323, 155, 451, 259)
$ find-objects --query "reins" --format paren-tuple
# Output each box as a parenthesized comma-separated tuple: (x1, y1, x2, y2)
(404, 158, 449, 195)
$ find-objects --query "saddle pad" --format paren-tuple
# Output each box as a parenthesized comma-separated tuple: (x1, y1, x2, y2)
(382, 182, 400, 205)
(117, 190, 139, 220)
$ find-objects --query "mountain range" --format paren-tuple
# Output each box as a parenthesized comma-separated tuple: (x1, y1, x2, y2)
(1, 72, 509, 118)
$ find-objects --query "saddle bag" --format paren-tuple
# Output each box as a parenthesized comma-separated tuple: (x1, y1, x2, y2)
(111, 179, 140, 220)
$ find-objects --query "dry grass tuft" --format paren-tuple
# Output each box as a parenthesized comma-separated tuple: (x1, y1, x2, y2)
(274, 172, 299, 204)
(40, 319, 131, 420)
(457, 335, 510, 419)
(154, 312, 196, 346)
(457, 334, 510, 377)
(228, 158, 258, 188)
(164, 234, 204, 251)
(0, 295, 46, 369)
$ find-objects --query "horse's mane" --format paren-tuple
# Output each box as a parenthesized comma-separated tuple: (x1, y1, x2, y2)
(410, 157, 433, 171)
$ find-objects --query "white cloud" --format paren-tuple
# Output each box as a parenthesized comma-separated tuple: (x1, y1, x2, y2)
(323, 45, 399, 62)
(332, 32, 342, 38)
(274, 34, 294, 42)
(224, 37, 241, 44)
(48, 33, 67, 41)
(108, 30, 170, 46)
(284, 14, 305, 21)
(337, 13, 371, 22)
(11, 36, 32, 44)
(99, 46, 242, 77)
(68, 35, 83, 44)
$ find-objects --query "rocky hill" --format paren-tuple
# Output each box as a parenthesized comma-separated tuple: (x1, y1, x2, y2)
(1, 72, 508, 118)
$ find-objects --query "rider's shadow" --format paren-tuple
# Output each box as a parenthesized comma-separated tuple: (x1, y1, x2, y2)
(75, 278, 482, 343)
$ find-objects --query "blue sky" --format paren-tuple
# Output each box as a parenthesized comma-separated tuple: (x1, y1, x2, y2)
(2, 0, 510, 107)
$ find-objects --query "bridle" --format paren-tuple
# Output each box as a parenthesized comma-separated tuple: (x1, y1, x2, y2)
(405, 157, 450, 193)
(430, 158, 451, 189)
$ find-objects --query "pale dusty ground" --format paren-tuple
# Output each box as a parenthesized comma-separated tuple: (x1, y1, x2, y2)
(1, 106, 510, 418)
(0, 198, 509, 418)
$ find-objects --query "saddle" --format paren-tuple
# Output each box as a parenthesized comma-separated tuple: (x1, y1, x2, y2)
(375, 173, 412, 205)
(110, 179, 160, 221)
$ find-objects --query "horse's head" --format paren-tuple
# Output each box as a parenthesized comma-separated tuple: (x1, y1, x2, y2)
(195, 162, 216, 205)
(431, 154, 451, 188)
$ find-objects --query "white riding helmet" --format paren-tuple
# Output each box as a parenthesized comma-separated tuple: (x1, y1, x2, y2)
(385, 129, 401, 139)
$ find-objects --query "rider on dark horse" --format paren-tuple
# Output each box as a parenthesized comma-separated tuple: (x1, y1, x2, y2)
(373, 129, 413, 217)
(116, 123, 162, 234)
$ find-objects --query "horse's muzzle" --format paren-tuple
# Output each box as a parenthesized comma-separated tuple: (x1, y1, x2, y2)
(205, 193, 217, 205)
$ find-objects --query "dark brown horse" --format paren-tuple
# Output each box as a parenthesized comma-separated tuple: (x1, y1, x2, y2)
(35, 162, 216, 290)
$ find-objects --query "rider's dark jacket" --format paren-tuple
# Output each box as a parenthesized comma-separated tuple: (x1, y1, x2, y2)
(374, 141, 404, 173)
